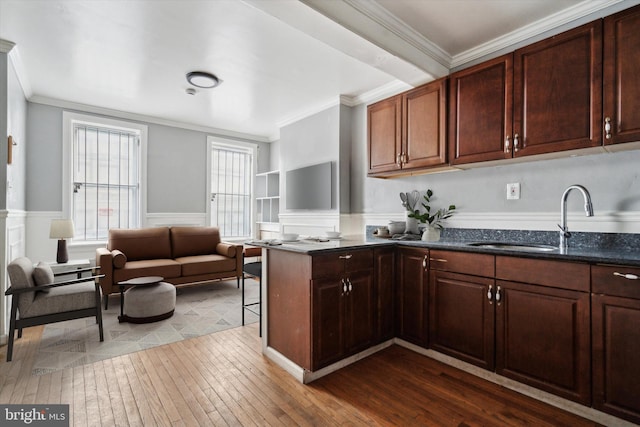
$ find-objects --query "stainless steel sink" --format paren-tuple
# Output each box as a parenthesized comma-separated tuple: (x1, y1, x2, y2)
(466, 242, 558, 252)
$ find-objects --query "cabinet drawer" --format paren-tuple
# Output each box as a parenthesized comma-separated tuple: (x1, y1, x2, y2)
(312, 249, 373, 279)
(496, 256, 589, 292)
(430, 250, 494, 277)
(592, 264, 640, 299)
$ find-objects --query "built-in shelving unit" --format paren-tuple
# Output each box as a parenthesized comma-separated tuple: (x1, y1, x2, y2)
(256, 170, 280, 224)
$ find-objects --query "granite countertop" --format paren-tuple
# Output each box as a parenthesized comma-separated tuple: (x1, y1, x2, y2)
(246, 228, 640, 267)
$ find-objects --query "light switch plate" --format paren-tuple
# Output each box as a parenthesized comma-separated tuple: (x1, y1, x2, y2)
(507, 183, 520, 200)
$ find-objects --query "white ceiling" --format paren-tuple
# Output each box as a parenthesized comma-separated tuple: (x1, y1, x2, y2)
(0, 0, 630, 141)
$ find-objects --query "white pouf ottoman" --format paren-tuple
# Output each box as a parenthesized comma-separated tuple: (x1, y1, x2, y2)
(123, 281, 176, 323)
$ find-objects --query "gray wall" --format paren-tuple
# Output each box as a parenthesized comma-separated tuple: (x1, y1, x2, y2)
(26, 102, 271, 214)
(279, 105, 341, 212)
(6, 58, 27, 211)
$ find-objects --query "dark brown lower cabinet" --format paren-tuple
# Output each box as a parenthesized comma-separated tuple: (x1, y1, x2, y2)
(495, 280, 591, 405)
(429, 270, 495, 370)
(374, 247, 395, 343)
(395, 247, 429, 347)
(592, 264, 640, 424)
(429, 251, 591, 405)
(312, 251, 375, 370)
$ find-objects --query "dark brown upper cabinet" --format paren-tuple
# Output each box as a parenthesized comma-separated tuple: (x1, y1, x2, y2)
(367, 95, 402, 175)
(603, 4, 640, 146)
(449, 54, 513, 165)
(368, 78, 447, 177)
(513, 20, 603, 156)
(449, 21, 603, 165)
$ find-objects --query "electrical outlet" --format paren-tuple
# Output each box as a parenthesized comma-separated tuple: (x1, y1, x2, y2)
(507, 183, 520, 200)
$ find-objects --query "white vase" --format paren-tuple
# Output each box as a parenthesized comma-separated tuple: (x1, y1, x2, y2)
(422, 226, 441, 242)
(404, 212, 419, 234)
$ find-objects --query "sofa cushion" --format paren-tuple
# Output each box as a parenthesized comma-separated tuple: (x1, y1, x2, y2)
(170, 226, 221, 258)
(108, 227, 172, 261)
(175, 255, 237, 277)
(112, 259, 181, 284)
(22, 282, 97, 318)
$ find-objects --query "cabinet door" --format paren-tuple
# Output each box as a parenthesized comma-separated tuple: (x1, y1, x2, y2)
(368, 95, 402, 175)
(449, 54, 513, 164)
(396, 248, 428, 347)
(402, 78, 447, 169)
(429, 271, 495, 370)
(374, 247, 395, 343)
(495, 281, 591, 405)
(312, 277, 344, 369)
(604, 5, 640, 146)
(592, 294, 640, 424)
(343, 270, 375, 355)
(513, 20, 602, 156)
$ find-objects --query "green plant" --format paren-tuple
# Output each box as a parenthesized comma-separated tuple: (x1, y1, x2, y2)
(408, 189, 456, 230)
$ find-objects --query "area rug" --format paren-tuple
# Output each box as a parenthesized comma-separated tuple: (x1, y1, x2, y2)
(31, 278, 260, 376)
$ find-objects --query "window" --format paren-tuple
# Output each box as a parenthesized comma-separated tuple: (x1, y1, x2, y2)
(63, 112, 147, 242)
(208, 139, 255, 239)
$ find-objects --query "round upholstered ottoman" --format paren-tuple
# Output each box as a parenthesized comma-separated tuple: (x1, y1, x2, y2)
(123, 281, 176, 323)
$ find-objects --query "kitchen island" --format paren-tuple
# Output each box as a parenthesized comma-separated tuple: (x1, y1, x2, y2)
(250, 231, 640, 426)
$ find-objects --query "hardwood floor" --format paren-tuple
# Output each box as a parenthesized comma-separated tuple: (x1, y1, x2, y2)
(0, 324, 601, 426)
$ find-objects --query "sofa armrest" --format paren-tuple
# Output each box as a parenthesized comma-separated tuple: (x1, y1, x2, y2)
(96, 247, 115, 296)
(216, 242, 239, 258)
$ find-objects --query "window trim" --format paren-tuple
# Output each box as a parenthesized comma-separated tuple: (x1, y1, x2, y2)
(62, 111, 148, 241)
(206, 136, 258, 240)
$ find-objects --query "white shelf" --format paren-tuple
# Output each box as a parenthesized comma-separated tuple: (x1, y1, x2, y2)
(256, 170, 280, 223)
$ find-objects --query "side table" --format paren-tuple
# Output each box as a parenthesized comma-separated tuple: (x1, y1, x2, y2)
(48, 259, 91, 278)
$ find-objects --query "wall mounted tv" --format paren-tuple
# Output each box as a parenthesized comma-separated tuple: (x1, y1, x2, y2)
(285, 161, 333, 210)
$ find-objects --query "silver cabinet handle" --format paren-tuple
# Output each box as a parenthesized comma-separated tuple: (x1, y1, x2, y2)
(402, 152, 407, 163)
(429, 258, 448, 263)
(513, 134, 520, 152)
(604, 117, 612, 140)
(422, 255, 428, 269)
(495, 286, 502, 303)
(341, 278, 347, 295)
(487, 285, 493, 304)
(348, 279, 353, 293)
(339, 254, 352, 260)
(613, 272, 639, 280)
(504, 135, 511, 153)
(396, 154, 402, 166)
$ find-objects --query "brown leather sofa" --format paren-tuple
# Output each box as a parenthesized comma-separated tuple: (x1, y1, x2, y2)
(96, 226, 243, 308)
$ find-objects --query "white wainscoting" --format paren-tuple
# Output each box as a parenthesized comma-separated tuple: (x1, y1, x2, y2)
(1, 210, 27, 343)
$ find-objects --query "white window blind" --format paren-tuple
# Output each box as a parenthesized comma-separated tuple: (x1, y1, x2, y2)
(72, 123, 140, 241)
(210, 144, 252, 238)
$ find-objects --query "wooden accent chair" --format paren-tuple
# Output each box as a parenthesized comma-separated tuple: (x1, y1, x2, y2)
(5, 257, 105, 362)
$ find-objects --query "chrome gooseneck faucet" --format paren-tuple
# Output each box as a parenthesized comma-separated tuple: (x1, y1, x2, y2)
(558, 185, 594, 250)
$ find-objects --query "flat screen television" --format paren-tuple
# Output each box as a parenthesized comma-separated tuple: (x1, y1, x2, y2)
(285, 162, 332, 210)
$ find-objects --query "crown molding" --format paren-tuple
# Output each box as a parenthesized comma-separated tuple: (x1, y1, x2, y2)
(300, 0, 449, 78)
(451, 0, 629, 68)
(0, 39, 15, 53)
(341, 0, 451, 67)
(29, 95, 273, 143)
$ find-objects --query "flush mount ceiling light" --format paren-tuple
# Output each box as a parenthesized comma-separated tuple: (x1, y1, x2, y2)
(186, 71, 221, 89)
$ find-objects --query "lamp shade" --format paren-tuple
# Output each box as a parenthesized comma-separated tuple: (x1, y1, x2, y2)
(50, 219, 75, 239)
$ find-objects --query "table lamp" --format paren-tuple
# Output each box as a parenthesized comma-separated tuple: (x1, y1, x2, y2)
(50, 219, 74, 263)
